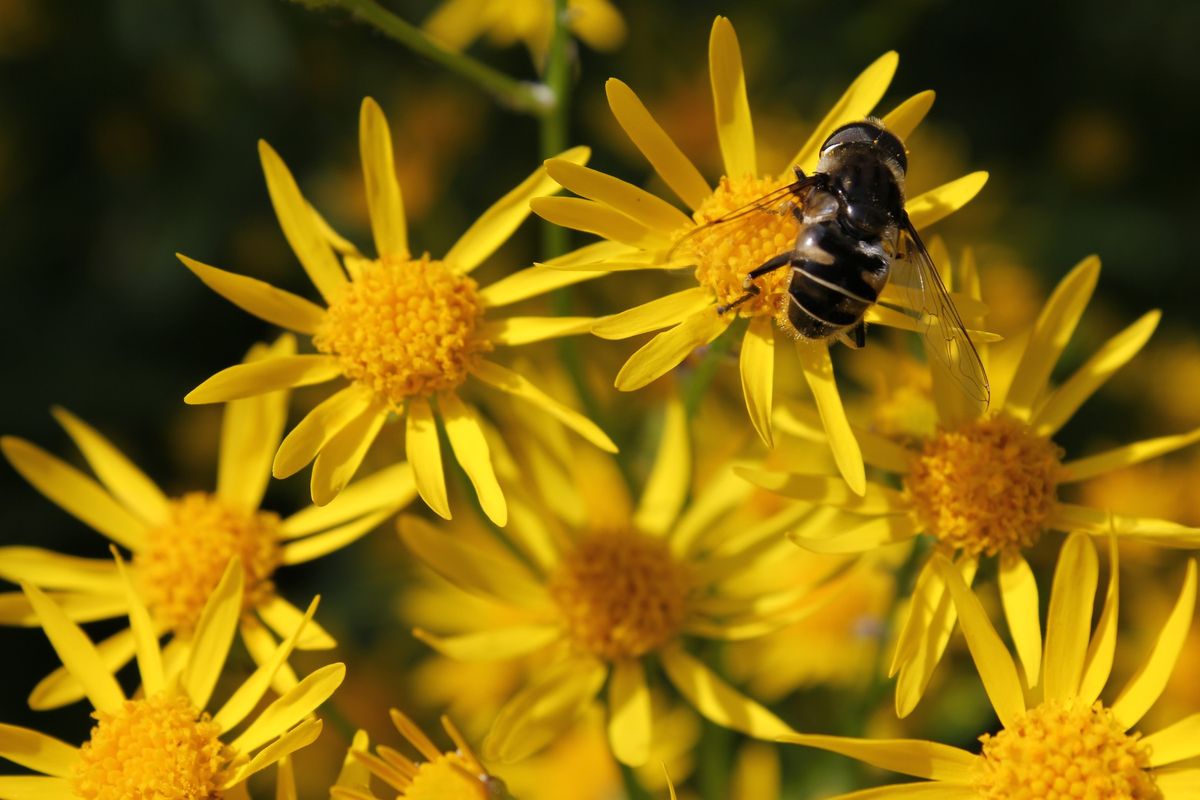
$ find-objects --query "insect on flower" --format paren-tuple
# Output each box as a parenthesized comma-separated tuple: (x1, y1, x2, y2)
(677, 118, 990, 405)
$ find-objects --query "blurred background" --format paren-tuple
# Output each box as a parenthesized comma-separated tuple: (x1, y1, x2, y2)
(2, 0, 1200, 797)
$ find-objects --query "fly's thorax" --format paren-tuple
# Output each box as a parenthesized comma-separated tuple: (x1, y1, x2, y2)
(815, 145, 906, 240)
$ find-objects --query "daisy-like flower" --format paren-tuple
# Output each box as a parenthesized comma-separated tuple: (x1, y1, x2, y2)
(0, 335, 413, 709)
(0, 556, 344, 800)
(739, 249, 1200, 716)
(329, 710, 513, 800)
(532, 16, 989, 492)
(424, 0, 626, 65)
(400, 396, 843, 767)
(180, 97, 616, 526)
(782, 532, 1200, 799)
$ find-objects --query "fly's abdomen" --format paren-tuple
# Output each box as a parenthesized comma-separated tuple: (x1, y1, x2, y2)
(785, 221, 890, 340)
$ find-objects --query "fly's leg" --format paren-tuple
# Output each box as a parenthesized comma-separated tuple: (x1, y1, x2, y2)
(716, 253, 794, 315)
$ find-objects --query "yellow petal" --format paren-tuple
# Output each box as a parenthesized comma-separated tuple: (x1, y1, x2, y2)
(544, 158, 691, 233)
(111, 551, 164, 696)
(441, 393, 507, 526)
(0, 590, 125, 630)
(530, 196, 669, 250)
(178, 254, 327, 334)
(1154, 768, 1200, 799)
(1032, 310, 1160, 436)
(605, 77, 711, 210)
(671, 467, 752, 557)
(2, 437, 147, 550)
(0, 775, 76, 798)
(881, 90, 935, 141)
(218, 336, 295, 511)
(480, 240, 633, 306)
(280, 507, 395, 565)
(592, 287, 713, 340)
(1043, 532, 1098, 700)
(608, 659, 652, 766)
(1048, 504, 1200, 545)
(274, 385, 374, 479)
(1004, 255, 1101, 419)
(708, 16, 755, 178)
(790, 514, 920, 555)
(796, 340, 865, 495)
(485, 316, 594, 346)
(359, 98, 408, 259)
(483, 657, 607, 763)
(1111, 559, 1196, 728)
(413, 625, 559, 661)
(786, 52, 898, 175)
(633, 396, 689, 536)
(933, 555, 1025, 728)
(333, 729, 372, 791)
(0, 724, 77, 778)
(259, 140, 347, 302)
(27, 625, 135, 710)
(280, 462, 415, 537)
(276, 756, 296, 800)
(22, 583, 124, 714)
(310, 405, 386, 506)
(735, 468, 906, 515)
(406, 397, 451, 520)
(51, 407, 168, 526)
(614, 309, 730, 391)
(472, 359, 618, 453)
(258, 596, 336, 650)
(224, 718, 323, 787)
(448, 146, 589, 272)
(1079, 536, 1120, 705)
(1058, 427, 1200, 484)
(904, 172, 989, 230)
(182, 558, 244, 710)
(240, 616, 297, 697)
(740, 316, 775, 448)
(185, 355, 343, 404)
(732, 742, 780, 800)
(998, 550, 1042, 688)
(774, 404, 914, 474)
(0, 548, 119, 593)
(232, 663, 345, 754)
(660, 642, 792, 738)
(779, 734, 976, 783)
(811, 782, 978, 799)
(1143, 713, 1200, 767)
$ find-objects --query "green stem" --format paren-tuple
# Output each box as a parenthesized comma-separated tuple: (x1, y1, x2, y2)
(296, 0, 551, 115)
(540, 0, 571, 260)
(682, 322, 738, 418)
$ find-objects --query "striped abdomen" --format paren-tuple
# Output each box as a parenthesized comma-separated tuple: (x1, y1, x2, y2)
(784, 220, 891, 340)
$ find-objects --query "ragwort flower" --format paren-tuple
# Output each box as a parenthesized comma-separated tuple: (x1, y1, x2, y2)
(181, 97, 616, 525)
(783, 533, 1200, 799)
(0, 335, 412, 709)
(400, 396, 839, 767)
(533, 16, 988, 492)
(740, 250, 1200, 716)
(424, 0, 626, 65)
(0, 557, 343, 800)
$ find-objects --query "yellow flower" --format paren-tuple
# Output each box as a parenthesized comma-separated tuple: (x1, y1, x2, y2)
(0, 557, 343, 799)
(329, 711, 511, 800)
(399, 395, 833, 767)
(741, 250, 1200, 716)
(423, 0, 626, 65)
(532, 16, 988, 492)
(783, 532, 1200, 800)
(0, 335, 412, 709)
(180, 97, 617, 525)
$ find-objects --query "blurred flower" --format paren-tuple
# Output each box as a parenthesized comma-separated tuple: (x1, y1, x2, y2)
(423, 0, 626, 66)
(741, 251, 1200, 716)
(0, 335, 413, 708)
(534, 16, 987, 492)
(1, 559, 341, 799)
(180, 97, 618, 524)
(399, 395, 829, 766)
(784, 533, 1200, 799)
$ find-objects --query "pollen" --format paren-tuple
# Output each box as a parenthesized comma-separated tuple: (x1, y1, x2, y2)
(973, 699, 1159, 800)
(682, 175, 799, 319)
(72, 693, 232, 800)
(313, 256, 491, 406)
(548, 530, 691, 661)
(905, 413, 1062, 558)
(135, 492, 281, 635)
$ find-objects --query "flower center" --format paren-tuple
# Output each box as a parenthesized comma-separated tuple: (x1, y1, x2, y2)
(682, 175, 799, 319)
(72, 693, 232, 800)
(404, 754, 500, 800)
(135, 492, 281, 635)
(905, 413, 1061, 558)
(548, 530, 690, 660)
(974, 699, 1159, 800)
(313, 256, 491, 405)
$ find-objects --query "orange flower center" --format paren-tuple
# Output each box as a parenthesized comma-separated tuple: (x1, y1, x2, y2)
(905, 414, 1062, 558)
(313, 256, 491, 405)
(135, 492, 281, 635)
(548, 530, 690, 660)
(974, 699, 1159, 799)
(73, 693, 232, 800)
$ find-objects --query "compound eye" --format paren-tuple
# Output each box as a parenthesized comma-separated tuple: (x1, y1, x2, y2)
(874, 128, 908, 174)
(821, 121, 882, 153)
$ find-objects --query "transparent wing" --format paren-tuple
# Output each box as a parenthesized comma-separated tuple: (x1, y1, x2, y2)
(895, 214, 991, 406)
